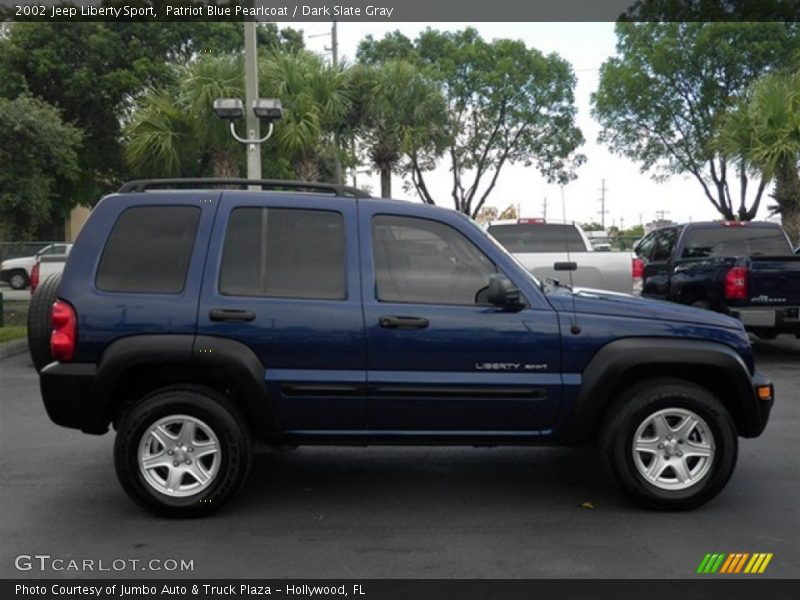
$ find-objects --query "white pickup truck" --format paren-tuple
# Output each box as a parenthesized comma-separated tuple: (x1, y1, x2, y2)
(486, 219, 637, 294)
(30, 253, 70, 293)
(0, 243, 71, 290)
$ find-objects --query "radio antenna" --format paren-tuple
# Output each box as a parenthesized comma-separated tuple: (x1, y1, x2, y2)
(560, 186, 581, 335)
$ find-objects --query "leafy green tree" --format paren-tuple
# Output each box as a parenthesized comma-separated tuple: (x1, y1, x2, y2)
(717, 71, 800, 243)
(358, 28, 585, 218)
(593, 22, 800, 221)
(0, 96, 81, 240)
(0, 21, 304, 200)
(582, 222, 605, 231)
(348, 61, 449, 198)
(357, 31, 420, 66)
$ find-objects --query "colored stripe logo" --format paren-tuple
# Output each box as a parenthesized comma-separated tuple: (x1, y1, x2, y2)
(697, 553, 773, 574)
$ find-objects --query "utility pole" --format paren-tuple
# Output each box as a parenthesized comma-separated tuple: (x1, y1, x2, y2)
(598, 179, 609, 229)
(620, 216, 625, 231)
(542, 196, 548, 221)
(244, 21, 261, 181)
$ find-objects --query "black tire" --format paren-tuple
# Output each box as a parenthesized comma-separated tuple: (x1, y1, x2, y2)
(27, 273, 61, 372)
(8, 269, 29, 290)
(114, 386, 252, 517)
(599, 378, 738, 510)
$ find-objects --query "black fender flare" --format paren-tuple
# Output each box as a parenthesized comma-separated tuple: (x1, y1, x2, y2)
(82, 335, 279, 437)
(560, 337, 760, 443)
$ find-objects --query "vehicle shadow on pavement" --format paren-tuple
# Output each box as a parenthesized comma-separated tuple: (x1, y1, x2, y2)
(234, 445, 627, 515)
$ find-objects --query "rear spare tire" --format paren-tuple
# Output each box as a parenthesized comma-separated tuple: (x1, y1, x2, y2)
(27, 273, 61, 372)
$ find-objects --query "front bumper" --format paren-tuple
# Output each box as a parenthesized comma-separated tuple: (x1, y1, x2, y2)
(40, 362, 96, 431)
(749, 371, 774, 437)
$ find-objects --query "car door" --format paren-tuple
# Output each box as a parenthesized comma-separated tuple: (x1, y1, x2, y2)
(197, 192, 367, 433)
(359, 205, 562, 435)
(641, 228, 678, 300)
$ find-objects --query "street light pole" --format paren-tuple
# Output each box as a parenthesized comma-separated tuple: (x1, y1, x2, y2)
(244, 21, 261, 181)
(330, 21, 343, 186)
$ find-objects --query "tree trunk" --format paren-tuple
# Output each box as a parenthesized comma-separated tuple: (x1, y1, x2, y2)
(380, 167, 391, 198)
(211, 151, 238, 178)
(772, 159, 800, 246)
(781, 204, 800, 248)
(294, 156, 320, 182)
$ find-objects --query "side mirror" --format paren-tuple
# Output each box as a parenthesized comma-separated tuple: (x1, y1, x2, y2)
(487, 274, 522, 308)
(554, 261, 577, 272)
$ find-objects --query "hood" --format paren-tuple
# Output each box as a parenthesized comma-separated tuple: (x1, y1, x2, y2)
(546, 287, 744, 331)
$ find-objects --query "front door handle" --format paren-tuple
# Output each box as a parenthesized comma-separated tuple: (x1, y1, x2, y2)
(379, 315, 429, 329)
(209, 309, 256, 322)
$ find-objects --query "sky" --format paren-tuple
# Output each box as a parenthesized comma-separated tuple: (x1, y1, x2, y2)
(295, 21, 778, 229)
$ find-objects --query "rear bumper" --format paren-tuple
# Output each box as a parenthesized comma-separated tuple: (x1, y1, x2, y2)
(730, 306, 800, 334)
(748, 371, 774, 437)
(40, 362, 97, 431)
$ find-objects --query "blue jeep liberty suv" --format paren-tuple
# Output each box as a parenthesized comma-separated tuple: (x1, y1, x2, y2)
(37, 179, 774, 516)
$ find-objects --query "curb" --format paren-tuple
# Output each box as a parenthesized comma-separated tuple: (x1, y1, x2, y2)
(0, 338, 28, 359)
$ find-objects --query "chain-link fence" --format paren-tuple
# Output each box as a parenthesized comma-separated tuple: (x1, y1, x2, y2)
(0, 242, 61, 263)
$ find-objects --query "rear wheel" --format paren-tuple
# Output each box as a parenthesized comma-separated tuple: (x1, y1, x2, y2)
(27, 273, 61, 372)
(114, 387, 252, 517)
(600, 379, 737, 510)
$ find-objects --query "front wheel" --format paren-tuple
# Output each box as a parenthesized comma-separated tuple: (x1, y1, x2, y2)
(9, 270, 29, 290)
(114, 387, 252, 517)
(600, 379, 738, 510)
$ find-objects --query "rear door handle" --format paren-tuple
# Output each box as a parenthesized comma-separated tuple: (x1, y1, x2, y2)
(379, 315, 429, 329)
(209, 309, 256, 322)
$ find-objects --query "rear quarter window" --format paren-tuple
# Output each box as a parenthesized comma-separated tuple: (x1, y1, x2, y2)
(96, 205, 200, 294)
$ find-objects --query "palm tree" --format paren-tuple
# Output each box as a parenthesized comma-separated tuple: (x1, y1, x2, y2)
(260, 50, 352, 181)
(718, 71, 800, 244)
(126, 51, 351, 182)
(349, 61, 449, 198)
(124, 54, 245, 178)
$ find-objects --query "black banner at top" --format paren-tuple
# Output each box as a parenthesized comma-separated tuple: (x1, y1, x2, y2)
(1, 0, 799, 22)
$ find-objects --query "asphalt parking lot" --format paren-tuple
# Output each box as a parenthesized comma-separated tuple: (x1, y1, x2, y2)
(1, 338, 798, 579)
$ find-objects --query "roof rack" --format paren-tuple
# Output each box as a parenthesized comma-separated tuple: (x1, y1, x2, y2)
(117, 178, 371, 198)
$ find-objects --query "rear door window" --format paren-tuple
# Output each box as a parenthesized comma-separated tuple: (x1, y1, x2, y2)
(219, 207, 346, 300)
(96, 206, 200, 294)
(651, 228, 678, 262)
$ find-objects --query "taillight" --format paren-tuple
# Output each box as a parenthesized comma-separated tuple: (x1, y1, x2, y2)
(724, 266, 748, 300)
(50, 300, 76, 362)
(631, 258, 644, 295)
(30, 262, 40, 292)
(632, 258, 644, 278)
(518, 218, 545, 224)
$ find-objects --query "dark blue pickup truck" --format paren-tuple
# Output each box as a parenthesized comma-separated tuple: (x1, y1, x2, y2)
(37, 180, 774, 516)
(635, 221, 800, 339)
